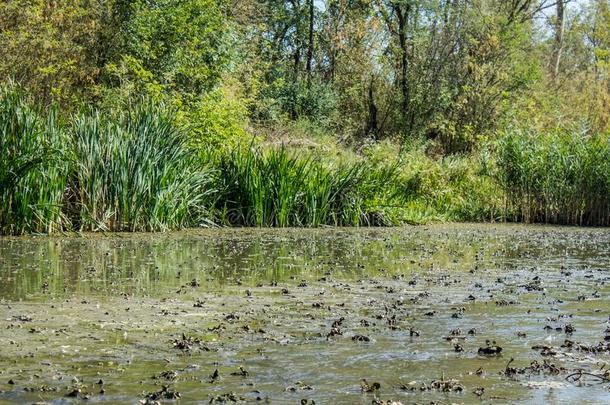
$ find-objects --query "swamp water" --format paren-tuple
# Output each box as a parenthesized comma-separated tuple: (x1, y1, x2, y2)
(0, 224, 609, 404)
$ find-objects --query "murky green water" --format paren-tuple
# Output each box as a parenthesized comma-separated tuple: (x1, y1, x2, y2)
(1, 225, 609, 404)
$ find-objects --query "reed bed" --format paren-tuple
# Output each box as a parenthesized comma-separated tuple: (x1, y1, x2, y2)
(5, 83, 610, 234)
(497, 129, 610, 225)
(0, 87, 216, 234)
(71, 104, 216, 231)
(215, 145, 406, 227)
(0, 86, 68, 234)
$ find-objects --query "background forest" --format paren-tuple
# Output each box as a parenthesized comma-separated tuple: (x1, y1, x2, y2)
(1, 0, 609, 234)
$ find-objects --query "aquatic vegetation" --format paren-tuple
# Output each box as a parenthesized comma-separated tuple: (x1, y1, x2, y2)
(394, 144, 504, 223)
(3, 82, 610, 234)
(497, 128, 610, 225)
(0, 87, 216, 234)
(214, 145, 407, 227)
(71, 103, 216, 231)
(0, 85, 69, 234)
(1, 226, 610, 403)
(143, 386, 181, 401)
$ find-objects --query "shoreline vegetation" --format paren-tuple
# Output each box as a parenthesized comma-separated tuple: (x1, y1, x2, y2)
(1, 1, 609, 235)
(2, 85, 610, 235)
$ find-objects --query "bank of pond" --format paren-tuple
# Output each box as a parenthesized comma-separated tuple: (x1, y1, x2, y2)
(2, 86, 610, 235)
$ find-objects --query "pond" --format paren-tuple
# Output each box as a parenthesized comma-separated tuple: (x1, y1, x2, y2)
(0, 224, 609, 404)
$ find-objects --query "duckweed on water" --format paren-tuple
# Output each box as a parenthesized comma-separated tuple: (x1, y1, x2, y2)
(0, 225, 609, 404)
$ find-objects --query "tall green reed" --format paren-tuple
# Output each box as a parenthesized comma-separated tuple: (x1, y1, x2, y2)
(497, 128, 610, 225)
(71, 102, 216, 231)
(0, 85, 69, 234)
(215, 145, 406, 227)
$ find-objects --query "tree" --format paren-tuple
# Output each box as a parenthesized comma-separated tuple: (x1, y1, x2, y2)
(552, 0, 566, 80)
(104, 0, 230, 101)
(0, 0, 106, 106)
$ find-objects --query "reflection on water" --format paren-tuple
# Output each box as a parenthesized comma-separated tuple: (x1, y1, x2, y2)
(0, 227, 498, 299)
(0, 225, 609, 404)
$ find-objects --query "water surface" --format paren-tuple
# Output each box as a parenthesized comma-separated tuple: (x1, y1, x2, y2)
(0, 225, 609, 404)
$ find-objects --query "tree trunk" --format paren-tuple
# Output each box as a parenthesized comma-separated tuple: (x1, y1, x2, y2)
(394, 4, 410, 114)
(290, 0, 301, 119)
(292, 0, 301, 75)
(306, 0, 314, 85)
(552, 0, 565, 81)
(366, 76, 379, 140)
(327, 0, 338, 81)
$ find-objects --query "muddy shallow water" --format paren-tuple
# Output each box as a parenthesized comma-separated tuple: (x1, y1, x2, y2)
(0, 224, 609, 404)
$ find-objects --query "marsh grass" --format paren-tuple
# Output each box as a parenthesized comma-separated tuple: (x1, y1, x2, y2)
(497, 129, 610, 225)
(71, 103, 217, 231)
(0, 86, 68, 234)
(391, 142, 504, 223)
(5, 84, 609, 234)
(0, 87, 216, 234)
(216, 145, 407, 227)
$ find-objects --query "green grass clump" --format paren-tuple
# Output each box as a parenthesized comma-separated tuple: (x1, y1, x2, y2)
(364, 140, 504, 224)
(497, 128, 610, 225)
(0, 85, 69, 234)
(71, 103, 216, 231)
(215, 145, 406, 227)
(0, 85, 217, 235)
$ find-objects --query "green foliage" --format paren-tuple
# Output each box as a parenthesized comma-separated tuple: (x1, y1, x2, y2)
(0, 87, 218, 235)
(186, 84, 249, 152)
(71, 102, 217, 231)
(0, 1, 104, 107)
(497, 128, 610, 225)
(257, 76, 338, 124)
(0, 85, 69, 234)
(215, 145, 407, 227)
(2, 0, 610, 233)
(364, 140, 504, 224)
(104, 0, 230, 99)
